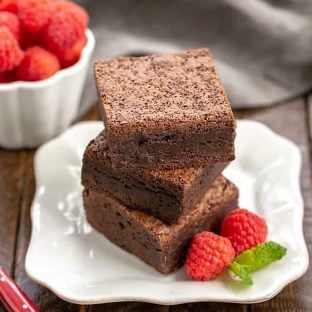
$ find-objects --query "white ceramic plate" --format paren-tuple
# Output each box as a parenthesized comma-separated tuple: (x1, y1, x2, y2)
(25, 120, 309, 305)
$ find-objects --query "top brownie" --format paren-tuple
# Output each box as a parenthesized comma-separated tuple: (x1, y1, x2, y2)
(94, 48, 236, 169)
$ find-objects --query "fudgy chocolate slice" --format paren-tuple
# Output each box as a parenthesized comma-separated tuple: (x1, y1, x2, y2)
(82, 131, 228, 224)
(83, 175, 238, 274)
(94, 48, 236, 169)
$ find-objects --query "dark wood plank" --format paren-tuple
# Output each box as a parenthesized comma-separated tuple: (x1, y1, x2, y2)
(171, 303, 247, 312)
(0, 150, 27, 311)
(89, 302, 169, 312)
(235, 99, 312, 312)
(0, 150, 26, 273)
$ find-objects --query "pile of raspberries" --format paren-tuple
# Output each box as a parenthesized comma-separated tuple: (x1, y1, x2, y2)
(0, 0, 89, 82)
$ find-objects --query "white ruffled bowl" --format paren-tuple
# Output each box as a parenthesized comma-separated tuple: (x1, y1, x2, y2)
(0, 29, 95, 149)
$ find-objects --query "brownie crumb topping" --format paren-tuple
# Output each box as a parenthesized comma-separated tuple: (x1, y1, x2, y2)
(94, 48, 233, 127)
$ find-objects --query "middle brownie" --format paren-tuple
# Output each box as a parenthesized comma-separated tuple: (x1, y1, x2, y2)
(82, 131, 227, 223)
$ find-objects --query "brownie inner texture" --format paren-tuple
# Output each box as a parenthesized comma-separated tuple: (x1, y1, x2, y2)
(109, 125, 235, 168)
(84, 176, 239, 274)
(82, 131, 228, 223)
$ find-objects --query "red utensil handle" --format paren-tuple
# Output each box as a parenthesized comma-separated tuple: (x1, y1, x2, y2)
(0, 267, 39, 312)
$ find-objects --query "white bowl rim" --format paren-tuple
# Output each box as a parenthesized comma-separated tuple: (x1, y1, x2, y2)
(0, 29, 95, 91)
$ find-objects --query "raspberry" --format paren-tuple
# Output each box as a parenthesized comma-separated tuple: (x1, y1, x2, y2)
(0, 27, 23, 72)
(43, 10, 86, 55)
(54, 0, 88, 28)
(58, 34, 86, 68)
(18, 0, 56, 39)
(0, 0, 20, 13)
(185, 232, 235, 281)
(16, 46, 60, 81)
(43, 1, 88, 55)
(220, 208, 268, 255)
(0, 12, 20, 41)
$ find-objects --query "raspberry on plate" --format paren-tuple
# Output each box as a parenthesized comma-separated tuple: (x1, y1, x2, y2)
(18, 0, 56, 40)
(220, 208, 268, 255)
(0, 11, 20, 41)
(0, 26, 23, 72)
(16, 46, 60, 81)
(185, 232, 235, 281)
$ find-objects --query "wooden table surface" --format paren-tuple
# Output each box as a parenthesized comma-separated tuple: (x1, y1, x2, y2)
(0, 97, 311, 311)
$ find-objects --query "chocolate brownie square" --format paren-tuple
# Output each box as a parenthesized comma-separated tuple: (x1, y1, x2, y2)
(94, 48, 236, 169)
(82, 131, 228, 223)
(83, 175, 238, 274)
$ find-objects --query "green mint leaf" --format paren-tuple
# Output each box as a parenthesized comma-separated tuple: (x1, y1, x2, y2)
(229, 262, 253, 285)
(234, 241, 287, 272)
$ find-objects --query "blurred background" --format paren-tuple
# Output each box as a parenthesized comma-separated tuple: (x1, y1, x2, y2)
(76, 0, 312, 114)
(1, 1, 312, 311)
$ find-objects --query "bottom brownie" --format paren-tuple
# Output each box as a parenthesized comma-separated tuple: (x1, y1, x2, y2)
(83, 175, 238, 274)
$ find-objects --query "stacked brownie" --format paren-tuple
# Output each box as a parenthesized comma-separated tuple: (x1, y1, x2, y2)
(82, 48, 238, 274)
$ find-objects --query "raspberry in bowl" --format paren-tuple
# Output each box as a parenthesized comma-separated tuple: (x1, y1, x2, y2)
(0, 0, 95, 148)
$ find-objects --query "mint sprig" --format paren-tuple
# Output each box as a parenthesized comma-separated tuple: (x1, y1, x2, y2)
(228, 241, 287, 285)
(229, 261, 253, 285)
